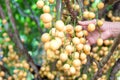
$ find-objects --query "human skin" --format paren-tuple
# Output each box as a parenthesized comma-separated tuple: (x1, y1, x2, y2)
(78, 20, 120, 45)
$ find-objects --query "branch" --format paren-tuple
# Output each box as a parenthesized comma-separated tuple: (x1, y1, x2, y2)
(56, 0, 62, 20)
(92, 33, 120, 80)
(12, 0, 43, 34)
(64, 0, 78, 21)
(1, 1, 42, 79)
(109, 58, 120, 80)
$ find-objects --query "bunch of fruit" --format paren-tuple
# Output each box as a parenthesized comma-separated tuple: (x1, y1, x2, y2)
(36, 0, 120, 80)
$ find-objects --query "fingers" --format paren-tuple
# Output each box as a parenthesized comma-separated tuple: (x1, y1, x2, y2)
(101, 31, 112, 40)
(78, 19, 96, 26)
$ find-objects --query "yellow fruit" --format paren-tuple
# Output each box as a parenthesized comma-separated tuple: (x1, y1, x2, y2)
(60, 53, 68, 62)
(97, 20, 103, 27)
(0, 71, 5, 77)
(80, 53, 87, 60)
(66, 24, 73, 33)
(72, 37, 80, 45)
(49, 0, 54, 3)
(84, 0, 89, 6)
(44, 22, 52, 28)
(44, 42, 50, 50)
(104, 40, 110, 46)
(88, 12, 95, 19)
(55, 20, 65, 31)
(80, 38, 86, 44)
(50, 40, 60, 50)
(40, 13, 52, 23)
(97, 2, 104, 10)
(74, 4, 80, 11)
(2, 19, 7, 24)
(82, 59, 87, 64)
(74, 52, 79, 59)
(56, 31, 65, 38)
(83, 44, 91, 53)
(41, 33, 51, 42)
(76, 43, 84, 51)
(43, 5, 50, 13)
(63, 64, 70, 70)
(73, 59, 81, 67)
(75, 25, 82, 32)
(70, 67, 76, 75)
(82, 74, 87, 80)
(65, 45, 74, 53)
(83, 30, 88, 36)
(97, 38, 103, 46)
(76, 31, 84, 38)
(36, 0, 44, 8)
(87, 23, 95, 32)
(83, 11, 89, 19)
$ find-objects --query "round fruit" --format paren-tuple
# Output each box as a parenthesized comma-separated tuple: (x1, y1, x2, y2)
(83, 11, 89, 19)
(44, 42, 50, 50)
(97, 38, 103, 46)
(80, 53, 87, 60)
(76, 43, 84, 51)
(88, 12, 95, 19)
(72, 37, 80, 45)
(84, 0, 89, 6)
(97, 2, 104, 10)
(75, 25, 82, 32)
(36, 0, 44, 8)
(70, 66, 76, 75)
(87, 23, 95, 32)
(74, 52, 79, 59)
(76, 31, 84, 38)
(65, 45, 74, 53)
(50, 40, 60, 50)
(63, 64, 70, 70)
(73, 59, 81, 67)
(49, 0, 54, 4)
(43, 5, 50, 13)
(40, 13, 52, 23)
(41, 33, 51, 42)
(66, 24, 73, 33)
(55, 20, 65, 31)
(82, 74, 87, 80)
(44, 22, 52, 28)
(60, 53, 68, 62)
(97, 20, 103, 27)
(83, 30, 88, 36)
(83, 44, 91, 53)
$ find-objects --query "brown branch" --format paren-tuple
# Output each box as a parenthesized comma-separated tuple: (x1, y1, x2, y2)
(109, 58, 120, 80)
(92, 33, 120, 80)
(64, 0, 78, 21)
(0, 1, 42, 79)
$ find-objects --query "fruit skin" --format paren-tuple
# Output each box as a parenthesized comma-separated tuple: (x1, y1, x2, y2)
(83, 11, 89, 19)
(75, 25, 82, 32)
(88, 12, 95, 19)
(97, 38, 103, 46)
(41, 33, 51, 42)
(97, 20, 103, 27)
(63, 64, 70, 70)
(36, 0, 44, 9)
(44, 22, 52, 28)
(73, 59, 81, 67)
(60, 53, 68, 62)
(40, 13, 52, 23)
(49, 0, 54, 3)
(70, 66, 76, 75)
(55, 20, 65, 31)
(87, 23, 95, 32)
(43, 5, 50, 13)
(97, 2, 104, 10)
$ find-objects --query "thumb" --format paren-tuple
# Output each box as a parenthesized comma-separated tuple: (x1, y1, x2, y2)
(78, 19, 96, 26)
(101, 31, 112, 40)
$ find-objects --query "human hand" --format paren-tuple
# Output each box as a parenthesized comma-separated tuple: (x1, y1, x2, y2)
(78, 20, 113, 45)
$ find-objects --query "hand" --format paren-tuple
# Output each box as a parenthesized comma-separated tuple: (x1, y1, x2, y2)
(78, 20, 112, 45)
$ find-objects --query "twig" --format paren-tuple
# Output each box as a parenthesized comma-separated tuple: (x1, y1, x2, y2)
(64, 0, 78, 22)
(56, 0, 62, 20)
(109, 58, 120, 80)
(2, 0, 42, 79)
(92, 33, 120, 80)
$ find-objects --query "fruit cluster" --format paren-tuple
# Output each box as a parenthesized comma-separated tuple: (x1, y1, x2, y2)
(36, 0, 120, 80)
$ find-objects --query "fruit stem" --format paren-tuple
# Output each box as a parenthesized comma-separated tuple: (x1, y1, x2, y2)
(56, 0, 62, 20)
